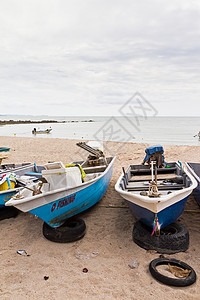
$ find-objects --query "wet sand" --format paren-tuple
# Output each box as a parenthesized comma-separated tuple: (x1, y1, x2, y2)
(0, 136, 200, 299)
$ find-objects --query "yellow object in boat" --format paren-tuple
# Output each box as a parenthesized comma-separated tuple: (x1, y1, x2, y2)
(0, 178, 15, 191)
(65, 163, 86, 181)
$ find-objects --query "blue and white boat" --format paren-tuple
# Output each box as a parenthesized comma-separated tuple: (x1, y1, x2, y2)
(6, 157, 115, 227)
(0, 163, 44, 208)
(0, 147, 10, 152)
(115, 146, 197, 231)
(32, 128, 52, 134)
(185, 162, 200, 207)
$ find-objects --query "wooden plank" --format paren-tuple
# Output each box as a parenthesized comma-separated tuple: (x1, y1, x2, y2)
(83, 165, 107, 174)
(126, 185, 184, 191)
(129, 173, 177, 181)
(130, 167, 177, 176)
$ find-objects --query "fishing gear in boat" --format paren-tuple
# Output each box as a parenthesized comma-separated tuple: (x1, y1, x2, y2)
(142, 145, 166, 168)
(76, 141, 107, 166)
(148, 161, 162, 198)
(15, 177, 48, 197)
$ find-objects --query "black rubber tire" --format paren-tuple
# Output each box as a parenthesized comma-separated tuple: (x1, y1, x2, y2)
(149, 258, 196, 287)
(0, 207, 18, 221)
(132, 221, 189, 254)
(43, 218, 86, 243)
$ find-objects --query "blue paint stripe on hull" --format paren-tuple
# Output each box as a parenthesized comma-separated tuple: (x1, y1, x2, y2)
(0, 191, 17, 208)
(29, 164, 113, 227)
(126, 196, 188, 229)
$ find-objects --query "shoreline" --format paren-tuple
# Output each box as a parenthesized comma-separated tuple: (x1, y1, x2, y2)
(0, 117, 199, 147)
(0, 136, 200, 161)
(0, 136, 200, 299)
(0, 119, 94, 126)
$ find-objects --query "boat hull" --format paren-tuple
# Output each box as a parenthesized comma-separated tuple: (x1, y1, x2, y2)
(186, 163, 200, 207)
(0, 147, 10, 152)
(115, 162, 197, 229)
(193, 187, 200, 206)
(126, 196, 188, 229)
(0, 190, 19, 208)
(6, 157, 115, 227)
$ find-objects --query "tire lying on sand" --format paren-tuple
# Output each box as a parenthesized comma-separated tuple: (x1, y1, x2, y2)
(0, 207, 18, 221)
(149, 257, 196, 287)
(132, 221, 189, 254)
(43, 218, 86, 243)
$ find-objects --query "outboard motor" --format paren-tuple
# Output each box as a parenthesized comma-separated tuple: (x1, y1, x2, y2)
(142, 145, 166, 168)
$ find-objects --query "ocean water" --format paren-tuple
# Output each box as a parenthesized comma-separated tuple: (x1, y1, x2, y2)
(0, 115, 199, 146)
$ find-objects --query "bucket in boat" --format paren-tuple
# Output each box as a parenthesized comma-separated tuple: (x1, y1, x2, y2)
(0, 176, 16, 191)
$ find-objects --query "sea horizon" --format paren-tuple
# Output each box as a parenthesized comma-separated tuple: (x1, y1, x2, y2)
(0, 115, 199, 147)
(0, 114, 200, 119)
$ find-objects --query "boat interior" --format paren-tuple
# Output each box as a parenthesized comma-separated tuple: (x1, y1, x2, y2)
(0, 163, 32, 172)
(73, 156, 113, 181)
(12, 157, 114, 197)
(120, 162, 193, 196)
(0, 164, 46, 193)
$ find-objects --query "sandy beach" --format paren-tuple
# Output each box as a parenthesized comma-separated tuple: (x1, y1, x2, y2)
(0, 136, 200, 300)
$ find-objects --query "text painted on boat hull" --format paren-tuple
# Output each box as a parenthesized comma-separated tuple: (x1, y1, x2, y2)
(51, 194, 76, 212)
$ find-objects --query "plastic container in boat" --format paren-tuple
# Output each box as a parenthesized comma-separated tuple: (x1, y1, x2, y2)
(42, 162, 82, 190)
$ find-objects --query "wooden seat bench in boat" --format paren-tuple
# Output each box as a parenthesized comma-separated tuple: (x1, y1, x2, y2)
(129, 173, 178, 182)
(130, 167, 177, 176)
(126, 184, 184, 191)
(83, 165, 107, 174)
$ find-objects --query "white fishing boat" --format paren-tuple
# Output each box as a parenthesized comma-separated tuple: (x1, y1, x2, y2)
(115, 146, 197, 231)
(32, 128, 52, 134)
(6, 142, 116, 228)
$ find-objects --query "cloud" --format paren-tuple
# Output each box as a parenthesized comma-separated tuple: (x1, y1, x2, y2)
(0, 0, 199, 116)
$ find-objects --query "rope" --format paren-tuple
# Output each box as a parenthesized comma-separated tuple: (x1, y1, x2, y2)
(98, 205, 129, 209)
(148, 181, 161, 197)
(151, 215, 158, 236)
(184, 210, 200, 213)
(65, 163, 86, 182)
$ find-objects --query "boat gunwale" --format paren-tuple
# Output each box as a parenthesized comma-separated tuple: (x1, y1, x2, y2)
(185, 162, 200, 183)
(0, 162, 34, 174)
(0, 162, 37, 195)
(0, 186, 22, 195)
(6, 156, 116, 206)
(115, 161, 197, 204)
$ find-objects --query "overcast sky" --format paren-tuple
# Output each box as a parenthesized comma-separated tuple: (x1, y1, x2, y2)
(0, 0, 200, 116)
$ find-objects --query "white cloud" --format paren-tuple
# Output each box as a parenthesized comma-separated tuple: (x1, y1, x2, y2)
(0, 0, 199, 116)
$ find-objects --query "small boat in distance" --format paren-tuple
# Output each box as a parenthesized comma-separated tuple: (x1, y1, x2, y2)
(115, 145, 197, 231)
(185, 162, 200, 207)
(32, 128, 52, 134)
(194, 131, 200, 140)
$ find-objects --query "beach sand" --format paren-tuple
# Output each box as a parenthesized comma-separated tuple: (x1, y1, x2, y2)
(0, 136, 200, 299)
